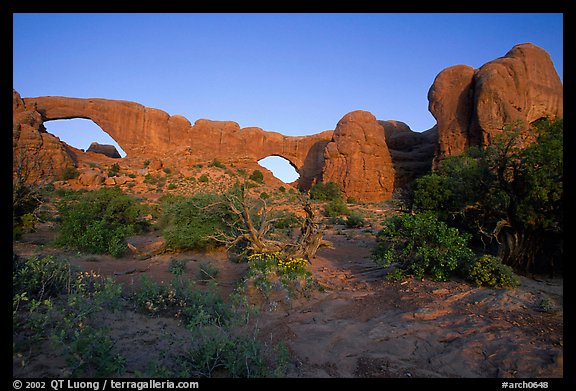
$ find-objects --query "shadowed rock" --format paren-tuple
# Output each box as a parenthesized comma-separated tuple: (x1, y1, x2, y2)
(86, 142, 121, 158)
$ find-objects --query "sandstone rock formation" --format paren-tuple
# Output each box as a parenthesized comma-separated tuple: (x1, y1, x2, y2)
(322, 111, 395, 202)
(429, 43, 563, 164)
(13, 89, 76, 180)
(13, 43, 562, 202)
(21, 95, 333, 189)
(86, 142, 121, 158)
(380, 120, 436, 190)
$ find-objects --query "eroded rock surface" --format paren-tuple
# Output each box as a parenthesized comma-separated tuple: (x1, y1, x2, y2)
(13, 43, 562, 201)
(429, 43, 563, 164)
(322, 111, 395, 202)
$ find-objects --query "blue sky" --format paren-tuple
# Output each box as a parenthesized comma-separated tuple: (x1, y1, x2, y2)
(13, 13, 563, 182)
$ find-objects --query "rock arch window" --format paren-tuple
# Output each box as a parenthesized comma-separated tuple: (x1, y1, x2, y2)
(258, 155, 299, 183)
(43, 118, 126, 157)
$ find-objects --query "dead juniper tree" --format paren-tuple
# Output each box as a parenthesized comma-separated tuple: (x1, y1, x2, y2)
(12, 144, 56, 235)
(211, 184, 332, 261)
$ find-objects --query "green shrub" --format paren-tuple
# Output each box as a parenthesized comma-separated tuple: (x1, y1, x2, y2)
(13, 254, 71, 303)
(168, 258, 188, 276)
(134, 275, 233, 328)
(345, 213, 365, 228)
(159, 193, 235, 251)
(108, 163, 121, 177)
(271, 210, 300, 229)
(324, 198, 350, 217)
(208, 159, 227, 169)
(198, 174, 209, 183)
(55, 188, 148, 257)
(197, 261, 219, 283)
(60, 166, 80, 180)
(372, 211, 474, 281)
(309, 182, 342, 201)
(464, 255, 520, 288)
(13, 181, 43, 240)
(249, 169, 264, 183)
(143, 173, 157, 184)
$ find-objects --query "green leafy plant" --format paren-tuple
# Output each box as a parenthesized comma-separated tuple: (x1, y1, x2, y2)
(412, 119, 563, 274)
(158, 192, 235, 251)
(324, 198, 350, 217)
(373, 211, 474, 281)
(249, 169, 264, 184)
(309, 182, 342, 201)
(464, 255, 520, 288)
(107, 163, 121, 177)
(345, 212, 365, 228)
(208, 159, 227, 169)
(168, 258, 188, 276)
(55, 188, 148, 257)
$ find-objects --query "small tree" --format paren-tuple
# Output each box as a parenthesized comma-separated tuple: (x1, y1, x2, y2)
(212, 184, 331, 260)
(309, 182, 342, 201)
(373, 211, 474, 281)
(249, 169, 264, 183)
(412, 119, 563, 274)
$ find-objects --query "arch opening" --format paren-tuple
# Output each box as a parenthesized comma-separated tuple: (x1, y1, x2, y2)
(43, 118, 126, 157)
(258, 155, 300, 184)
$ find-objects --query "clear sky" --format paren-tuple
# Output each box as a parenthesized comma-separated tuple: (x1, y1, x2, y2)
(13, 13, 563, 182)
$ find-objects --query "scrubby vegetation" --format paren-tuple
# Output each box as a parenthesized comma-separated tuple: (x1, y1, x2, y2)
(411, 118, 562, 274)
(158, 192, 236, 251)
(241, 252, 317, 311)
(373, 211, 474, 282)
(12, 119, 562, 378)
(54, 187, 149, 257)
(13, 253, 290, 378)
(373, 118, 562, 283)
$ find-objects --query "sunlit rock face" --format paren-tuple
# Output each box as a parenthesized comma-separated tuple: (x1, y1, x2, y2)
(14, 43, 562, 201)
(429, 43, 563, 165)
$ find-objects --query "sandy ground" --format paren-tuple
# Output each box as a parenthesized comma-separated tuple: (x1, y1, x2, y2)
(13, 224, 563, 378)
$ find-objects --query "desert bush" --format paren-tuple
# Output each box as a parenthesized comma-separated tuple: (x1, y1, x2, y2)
(271, 210, 301, 229)
(411, 119, 563, 274)
(13, 182, 44, 240)
(249, 169, 264, 183)
(309, 181, 342, 201)
(55, 187, 148, 257)
(13, 254, 71, 309)
(60, 166, 80, 180)
(243, 252, 315, 308)
(464, 255, 520, 288)
(159, 192, 235, 251)
(134, 275, 233, 328)
(168, 258, 188, 276)
(373, 211, 474, 281)
(345, 212, 366, 228)
(208, 159, 227, 169)
(324, 198, 350, 217)
(197, 261, 219, 282)
(180, 326, 270, 378)
(198, 174, 209, 183)
(108, 163, 121, 177)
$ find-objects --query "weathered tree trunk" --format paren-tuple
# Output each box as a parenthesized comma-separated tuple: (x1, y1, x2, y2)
(285, 200, 332, 260)
(498, 228, 539, 275)
(222, 184, 331, 260)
